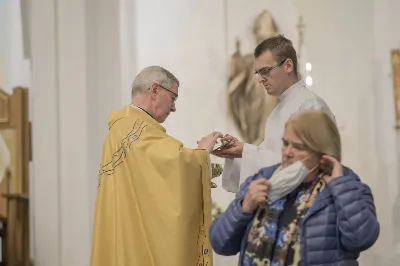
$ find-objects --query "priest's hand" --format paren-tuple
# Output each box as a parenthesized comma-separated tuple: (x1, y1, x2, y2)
(320, 155, 344, 184)
(197, 131, 224, 153)
(242, 178, 271, 213)
(212, 134, 244, 158)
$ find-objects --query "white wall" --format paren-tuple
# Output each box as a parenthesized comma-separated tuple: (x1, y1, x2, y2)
(136, 0, 399, 265)
(136, 0, 228, 144)
(23, 0, 400, 265)
(0, 0, 30, 94)
(135, 0, 301, 201)
(0, 0, 32, 261)
(135, 1, 301, 265)
(291, 0, 377, 178)
(135, 2, 235, 263)
(30, 0, 130, 265)
(372, 0, 400, 264)
(292, 0, 397, 264)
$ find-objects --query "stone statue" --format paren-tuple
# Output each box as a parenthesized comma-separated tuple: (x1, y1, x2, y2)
(227, 10, 279, 145)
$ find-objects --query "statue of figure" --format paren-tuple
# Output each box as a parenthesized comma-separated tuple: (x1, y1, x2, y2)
(227, 10, 279, 145)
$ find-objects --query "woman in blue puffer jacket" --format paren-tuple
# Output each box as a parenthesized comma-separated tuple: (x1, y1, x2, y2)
(209, 110, 379, 266)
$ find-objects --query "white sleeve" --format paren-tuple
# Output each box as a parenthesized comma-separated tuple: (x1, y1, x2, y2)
(221, 158, 242, 192)
(221, 143, 281, 193)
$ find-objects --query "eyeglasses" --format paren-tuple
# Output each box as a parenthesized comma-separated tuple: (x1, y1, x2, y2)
(154, 84, 178, 102)
(254, 59, 287, 77)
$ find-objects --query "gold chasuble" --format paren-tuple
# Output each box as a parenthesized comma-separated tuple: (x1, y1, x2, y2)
(90, 106, 213, 266)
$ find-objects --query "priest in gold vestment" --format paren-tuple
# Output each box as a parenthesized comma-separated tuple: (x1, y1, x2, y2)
(91, 66, 221, 266)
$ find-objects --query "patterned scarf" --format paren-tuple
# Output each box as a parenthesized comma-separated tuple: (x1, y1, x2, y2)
(242, 176, 326, 266)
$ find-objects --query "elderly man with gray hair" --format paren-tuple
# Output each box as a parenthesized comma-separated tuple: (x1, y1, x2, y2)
(91, 66, 220, 266)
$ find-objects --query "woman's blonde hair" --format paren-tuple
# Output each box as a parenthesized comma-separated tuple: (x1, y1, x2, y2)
(286, 110, 341, 161)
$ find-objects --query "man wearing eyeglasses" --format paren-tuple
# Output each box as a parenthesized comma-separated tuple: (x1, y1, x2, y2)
(91, 66, 220, 266)
(212, 34, 335, 192)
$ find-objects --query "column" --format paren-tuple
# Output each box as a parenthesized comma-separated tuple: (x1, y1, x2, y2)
(119, 0, 138, 104)
(30, 0, 60, 265)
(56, 0, 91, 264)
(30, 0, 132, 265)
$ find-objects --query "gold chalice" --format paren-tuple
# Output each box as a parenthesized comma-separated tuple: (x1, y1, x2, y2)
(211, 163, 223, 188)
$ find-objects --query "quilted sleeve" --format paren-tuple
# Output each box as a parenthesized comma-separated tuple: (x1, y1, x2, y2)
(328, 174, 380, 252)
(209, 174, 255, 255)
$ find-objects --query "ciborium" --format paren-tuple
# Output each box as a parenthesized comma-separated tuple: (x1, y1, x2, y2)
(211, 163, 223, 188)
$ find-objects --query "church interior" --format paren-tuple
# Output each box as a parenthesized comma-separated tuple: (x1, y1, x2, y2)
(1, 0, 400, 265)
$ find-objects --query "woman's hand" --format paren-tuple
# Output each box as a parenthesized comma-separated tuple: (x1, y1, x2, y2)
(241, 178, 271, 213)
(320, 155, 344, 183)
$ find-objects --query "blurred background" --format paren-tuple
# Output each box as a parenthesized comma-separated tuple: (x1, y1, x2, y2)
(1, 0, 400, 265)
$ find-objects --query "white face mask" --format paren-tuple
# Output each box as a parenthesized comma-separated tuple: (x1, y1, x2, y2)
(268, 159, 318, 203)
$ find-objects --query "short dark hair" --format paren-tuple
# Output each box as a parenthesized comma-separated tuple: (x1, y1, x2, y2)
(254, 34, 298, 76)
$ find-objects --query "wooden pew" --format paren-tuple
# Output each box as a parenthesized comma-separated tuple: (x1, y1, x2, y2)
(0, 87, 31, 266)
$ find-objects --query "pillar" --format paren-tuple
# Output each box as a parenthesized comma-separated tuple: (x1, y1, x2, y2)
(30, 0, 135, 265)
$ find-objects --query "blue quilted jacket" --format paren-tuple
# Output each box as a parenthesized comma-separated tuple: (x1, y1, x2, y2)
(210, 164, 380, 266)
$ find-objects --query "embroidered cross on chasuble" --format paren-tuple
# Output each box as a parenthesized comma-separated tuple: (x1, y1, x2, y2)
(90, 105, 213, 266)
